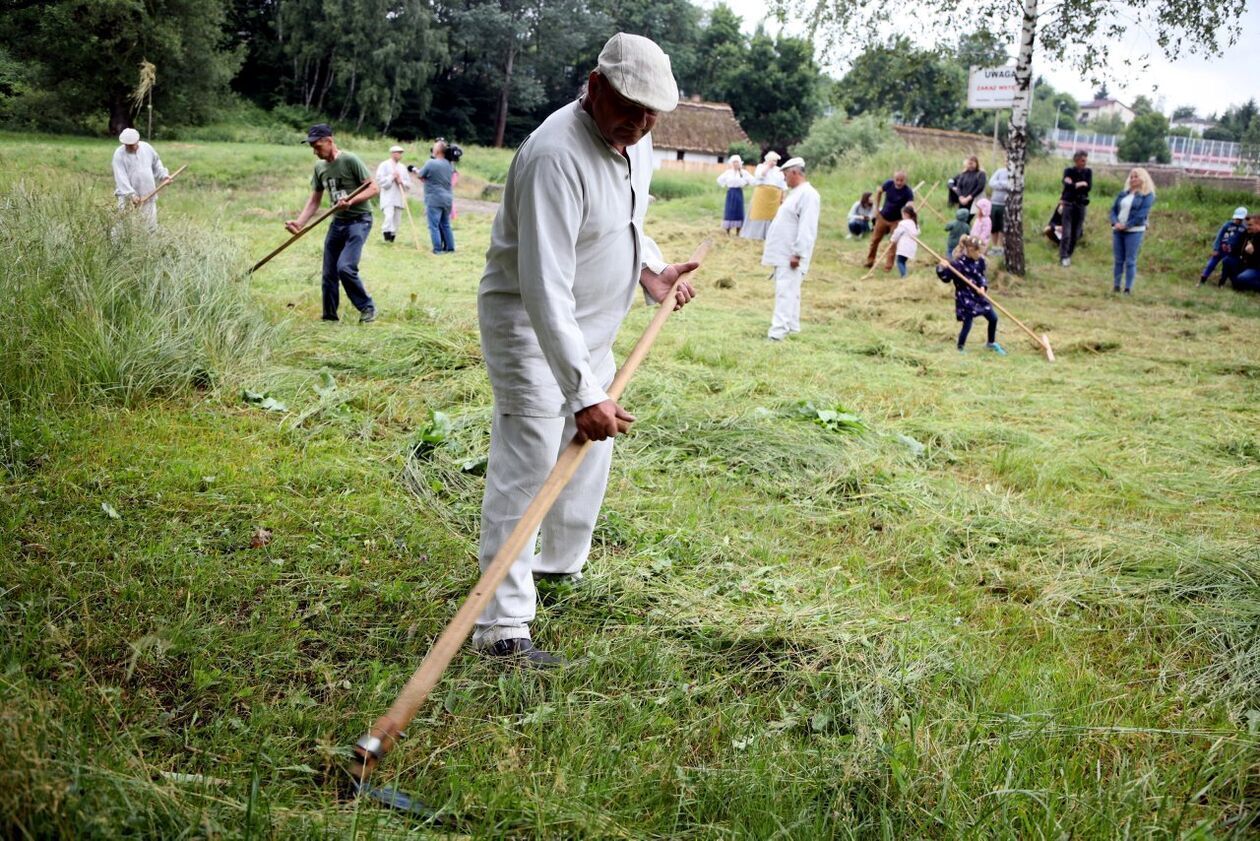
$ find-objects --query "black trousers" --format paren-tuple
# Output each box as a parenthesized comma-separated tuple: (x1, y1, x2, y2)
(1060, 203, 1086, 259)
(958, 311, 998, 347)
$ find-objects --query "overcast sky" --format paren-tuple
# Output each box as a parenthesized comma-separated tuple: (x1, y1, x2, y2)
(702, 0, 1260, 117)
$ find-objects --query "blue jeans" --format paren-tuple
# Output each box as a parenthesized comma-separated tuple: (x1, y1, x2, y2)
(1233, 268, 1260, 292)
(896, 255, 909, 277)
(1112, 230, 1145, 290)
(426, 205, 454, 253)
(1202, 252, 1227, 282)
(848, 219, 871, 237)
(322, 216, 375, 319)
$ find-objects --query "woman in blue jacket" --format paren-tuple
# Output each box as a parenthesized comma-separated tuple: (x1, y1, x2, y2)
(1110, 168, 1156, 294)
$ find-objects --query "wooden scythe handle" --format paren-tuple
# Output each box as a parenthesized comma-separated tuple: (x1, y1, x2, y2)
(348, 238, 713, 783)
(136, 163, 188, 205)
(249, 179, 374, 274)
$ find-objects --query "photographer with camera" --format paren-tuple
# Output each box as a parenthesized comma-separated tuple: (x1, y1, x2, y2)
(408, 139, 458, 253)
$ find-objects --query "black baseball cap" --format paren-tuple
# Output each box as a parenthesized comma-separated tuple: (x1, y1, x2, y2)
(304, 124, 334, 144)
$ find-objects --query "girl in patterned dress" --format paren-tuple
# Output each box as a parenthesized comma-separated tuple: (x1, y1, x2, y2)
(936, 235, 1006, 355)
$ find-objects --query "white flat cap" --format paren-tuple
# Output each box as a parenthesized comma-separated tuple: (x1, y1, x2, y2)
(597, 33, 678, 113)
(389, 144, 405, 153)
(118, 128, 140, 144)
(763, 150, 780, 163)
(780, 157, 805, 171)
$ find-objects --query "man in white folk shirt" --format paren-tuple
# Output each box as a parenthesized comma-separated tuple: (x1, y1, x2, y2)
(474, 32, 698, 665)
(375, 144, 411, 244)
(763, 157, 820, 341)
(112, 127, 171, 230)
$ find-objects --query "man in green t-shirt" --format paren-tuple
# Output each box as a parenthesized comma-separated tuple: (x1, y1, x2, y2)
(285, 124, 380, 322)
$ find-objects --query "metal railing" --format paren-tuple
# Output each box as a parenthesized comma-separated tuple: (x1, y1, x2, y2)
(1047, 129, 1259, 175)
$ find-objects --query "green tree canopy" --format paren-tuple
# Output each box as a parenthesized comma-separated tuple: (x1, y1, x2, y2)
(713, 29, 824, 152)
(2, 0, 243, 134)
(1117, 112, 1171, 163)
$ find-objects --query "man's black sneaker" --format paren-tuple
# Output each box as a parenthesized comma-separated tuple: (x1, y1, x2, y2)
(360, 308, 377, 323)
(481, 638, 567, 667)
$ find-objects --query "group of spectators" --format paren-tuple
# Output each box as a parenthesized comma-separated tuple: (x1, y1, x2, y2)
(1202, 207, 1260, 291)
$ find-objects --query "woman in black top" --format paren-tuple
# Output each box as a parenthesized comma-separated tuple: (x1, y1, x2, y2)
(948, 155, 987, 210)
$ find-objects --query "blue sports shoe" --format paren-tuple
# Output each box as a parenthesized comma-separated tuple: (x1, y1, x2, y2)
(986, 342, 1007, 356)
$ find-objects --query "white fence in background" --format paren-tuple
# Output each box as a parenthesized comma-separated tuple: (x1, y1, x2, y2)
(1047, 129, 1258, 175)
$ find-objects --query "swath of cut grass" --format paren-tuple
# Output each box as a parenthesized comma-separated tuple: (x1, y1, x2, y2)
(0, 183, 274, 408)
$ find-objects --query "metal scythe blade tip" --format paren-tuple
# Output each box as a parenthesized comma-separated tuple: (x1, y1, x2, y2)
(351, 777, 441, 819)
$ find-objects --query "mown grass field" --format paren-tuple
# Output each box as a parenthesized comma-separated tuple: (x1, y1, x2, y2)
(1, 130, 1257, 839)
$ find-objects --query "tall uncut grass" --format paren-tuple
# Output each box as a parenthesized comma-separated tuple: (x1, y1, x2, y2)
(0, 183, 273, 408)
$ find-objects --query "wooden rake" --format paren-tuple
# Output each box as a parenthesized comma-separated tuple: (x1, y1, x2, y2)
(915, 180, 947, 222)
(912, 235, 1055, 362)
(343, 239, 713, 812)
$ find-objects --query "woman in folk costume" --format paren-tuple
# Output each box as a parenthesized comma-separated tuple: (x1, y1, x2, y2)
(716, 156, 753, 235)
(741, 150, 786, 240)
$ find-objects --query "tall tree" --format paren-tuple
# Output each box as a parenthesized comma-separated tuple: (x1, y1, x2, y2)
(425, 0, 606, 146)
(713, 30, 823, 153)
(772, 0, 1246, 275)
(274, 0, 443, 134)
(2, 0, 243, 134)
(1118, 112, 1171, 163)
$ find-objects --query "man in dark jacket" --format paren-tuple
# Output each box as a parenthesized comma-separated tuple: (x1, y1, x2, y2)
(1058, 151, 1092, 267)
(1225, 215, 1260, 292)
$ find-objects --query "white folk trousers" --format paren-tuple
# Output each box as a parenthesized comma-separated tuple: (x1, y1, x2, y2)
(382, 205, 404, 236)
(767, 265, 805, 340)
(472, 412, 615, 647)
(115, 197, 158, 231)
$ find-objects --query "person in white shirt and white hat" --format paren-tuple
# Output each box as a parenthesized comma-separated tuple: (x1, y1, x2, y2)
(473, 32, 699, 665)
(112, 127, 170, 229)
(762, 157, 820, 341)
(375, 144, 411, 243)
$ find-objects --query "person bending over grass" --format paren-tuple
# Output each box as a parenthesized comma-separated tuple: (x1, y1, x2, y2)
(937, 235, 1005, 355)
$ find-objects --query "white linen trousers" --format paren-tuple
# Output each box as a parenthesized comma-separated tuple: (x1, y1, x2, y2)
(768, 265, 805, 340)
(471, 411, 615, 647)
(382, 205, 404, 236)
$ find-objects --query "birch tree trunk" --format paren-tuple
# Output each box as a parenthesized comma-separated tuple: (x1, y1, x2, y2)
(1003, 0, 1037, 277)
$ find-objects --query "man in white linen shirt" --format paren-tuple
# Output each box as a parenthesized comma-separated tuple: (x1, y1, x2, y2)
(474, 32, 698, 665)
(375, 145, 411, 243)
(112, 127, 170, 230)
(763, 157, 820, 341)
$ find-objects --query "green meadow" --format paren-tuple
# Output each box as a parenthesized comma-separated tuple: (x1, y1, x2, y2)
(1, 132, 1257, 838)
